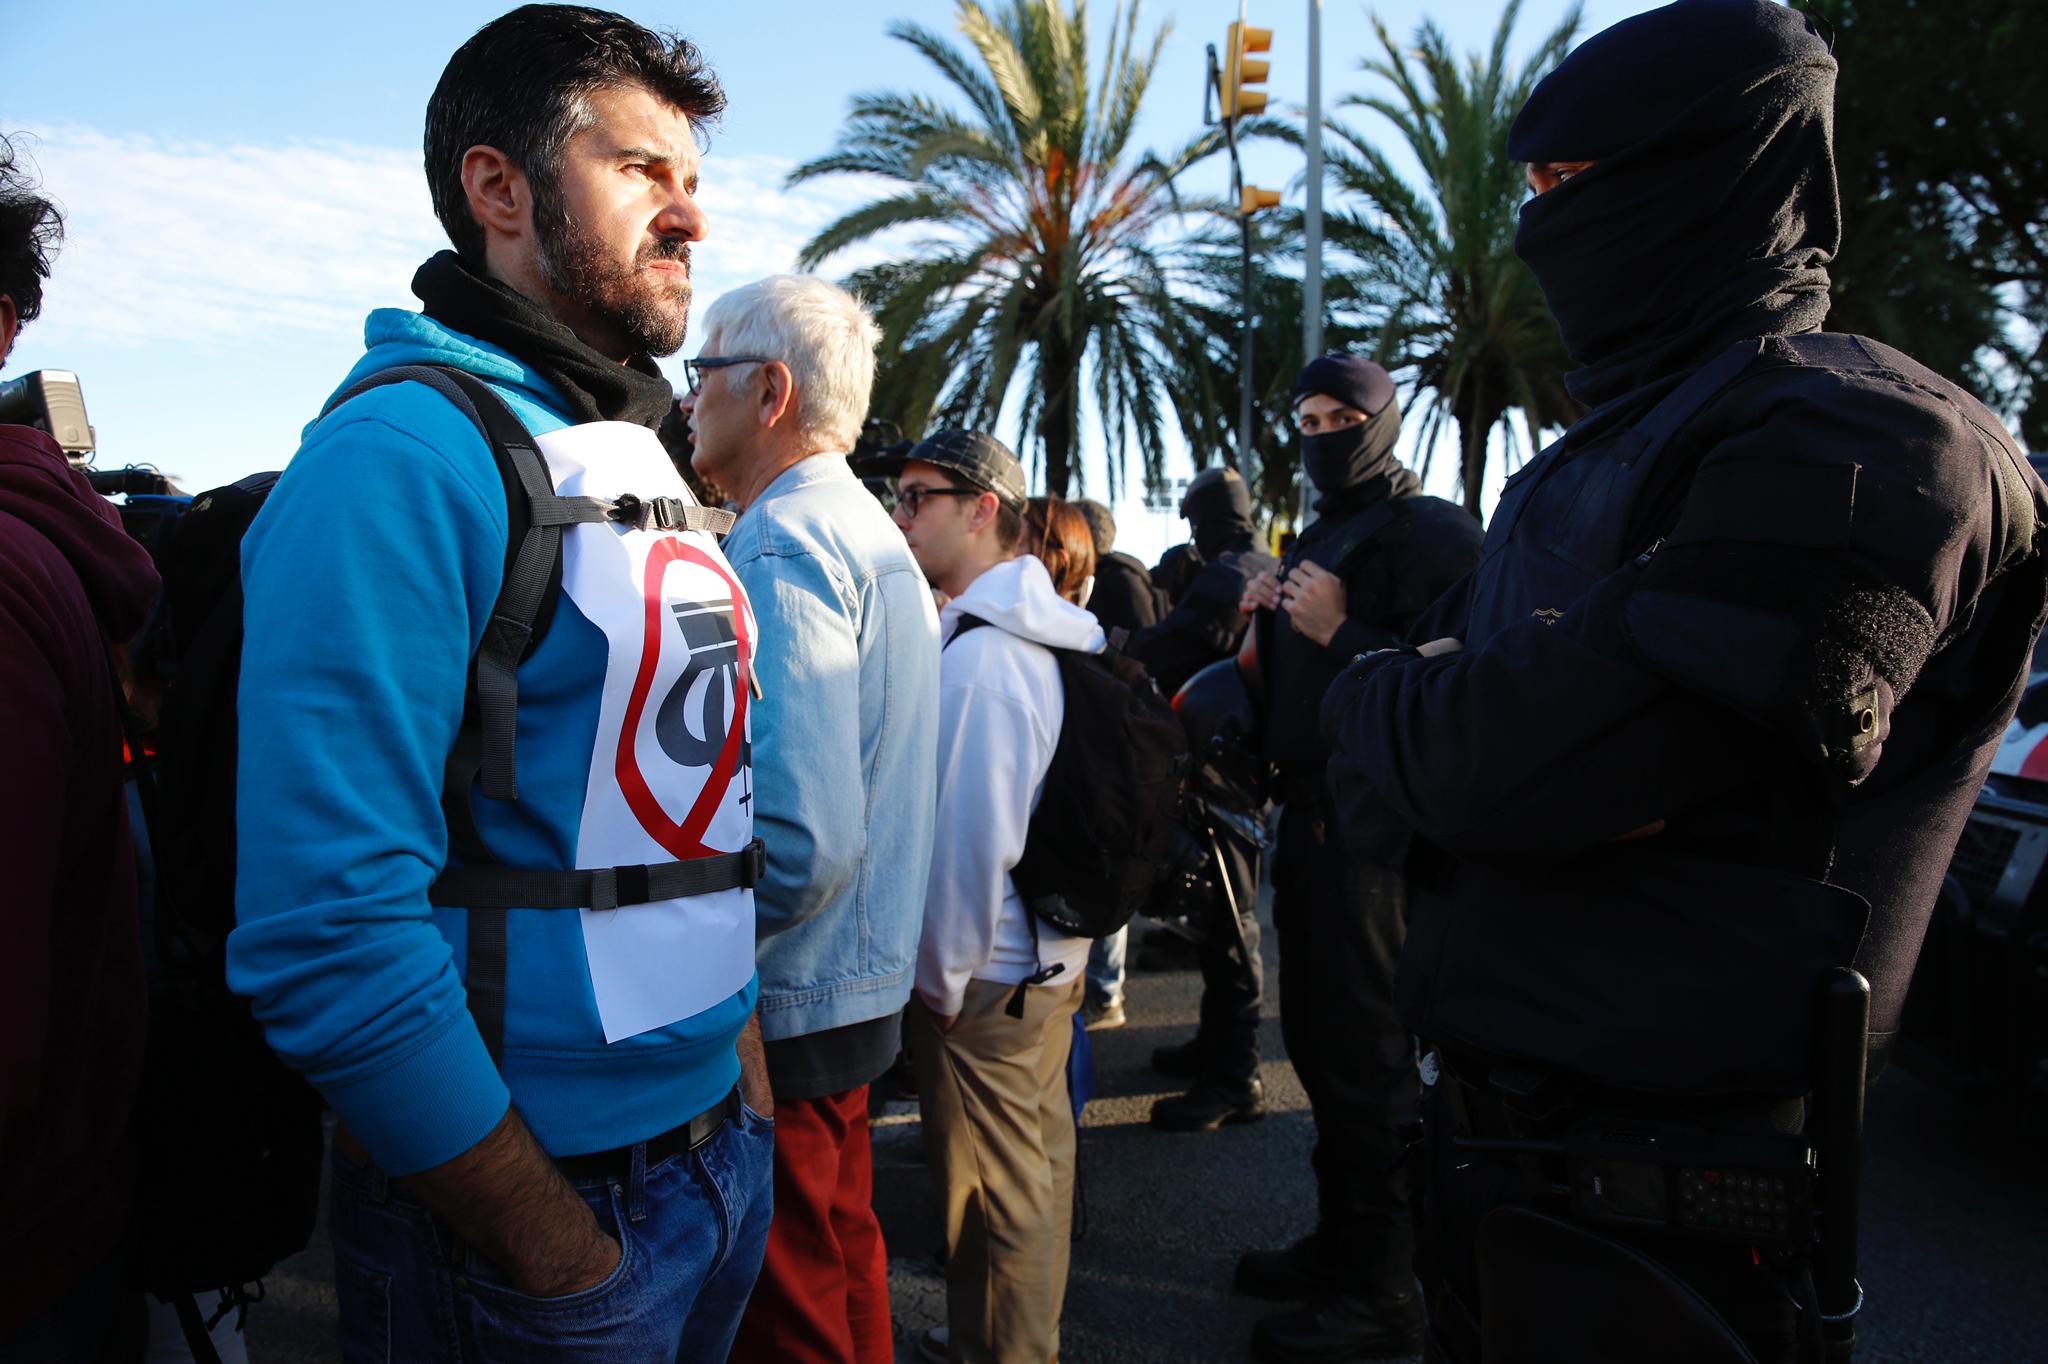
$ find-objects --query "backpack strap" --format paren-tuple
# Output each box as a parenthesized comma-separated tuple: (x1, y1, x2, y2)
(1004, 913, 1067, 1020)
(944, 612, 992, 648)
(429, 842, 766, 910)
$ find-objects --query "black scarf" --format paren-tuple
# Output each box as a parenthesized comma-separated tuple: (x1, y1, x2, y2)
(1509, 2, 1840, 408)
(1301, 401, 1405, 498)
(1312, 465, 1421, 521)
(412, 250, 676, 427)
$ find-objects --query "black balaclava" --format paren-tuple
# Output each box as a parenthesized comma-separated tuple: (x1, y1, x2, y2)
(1181, 466, 1258, 560)
(1291, 353, 1415, 505)
(1510, 0, 1841, 407)
(413, 250, 676, 427)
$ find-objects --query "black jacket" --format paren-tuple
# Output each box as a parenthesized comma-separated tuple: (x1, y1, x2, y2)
(1259, 483, 1482, 774)
(1128, 533, 1274, 699)
(1088, 550, 1162, 640)
(1322, 333, 2048, 1094)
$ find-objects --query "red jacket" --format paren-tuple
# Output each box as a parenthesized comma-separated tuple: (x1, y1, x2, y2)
(0, 424, 160, 1332)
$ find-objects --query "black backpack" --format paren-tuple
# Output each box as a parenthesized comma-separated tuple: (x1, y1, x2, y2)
(124, 365, 753, 1359)
(952, 615, 1188, 940)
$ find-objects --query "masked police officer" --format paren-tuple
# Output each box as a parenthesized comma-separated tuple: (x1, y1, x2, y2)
(1320, 3, 2048, 1360)
(1126, 468, 1278, 1126)
(1234, 356, 1482, 1362)
(1130, 467, 1274, 697)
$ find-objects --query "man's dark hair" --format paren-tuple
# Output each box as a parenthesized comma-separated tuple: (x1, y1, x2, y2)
(424, 5, 725, 261)
(0, 134, 63, 328)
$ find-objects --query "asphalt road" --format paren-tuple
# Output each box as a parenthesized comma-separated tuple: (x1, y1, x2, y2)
(242, 895, 2048, 1363)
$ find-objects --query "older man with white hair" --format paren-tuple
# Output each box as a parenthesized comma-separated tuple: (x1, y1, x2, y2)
(684, 275, 941, 1364)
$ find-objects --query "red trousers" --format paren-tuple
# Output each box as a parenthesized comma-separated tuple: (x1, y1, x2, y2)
(730, 1084, 893, 1364)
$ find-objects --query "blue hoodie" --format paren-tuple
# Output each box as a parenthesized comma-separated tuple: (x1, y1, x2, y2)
(227, 308, 754, 1175)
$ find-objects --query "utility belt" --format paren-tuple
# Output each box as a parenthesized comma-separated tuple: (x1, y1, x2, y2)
(1426, 1048, 1817, 1255)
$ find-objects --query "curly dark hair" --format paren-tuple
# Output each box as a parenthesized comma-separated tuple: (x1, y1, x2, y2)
(425, 5, 725, 261)
(0, 134, 63, 331)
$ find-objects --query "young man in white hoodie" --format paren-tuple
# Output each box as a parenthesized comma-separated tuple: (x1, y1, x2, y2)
(882, 429, 1105, 1364)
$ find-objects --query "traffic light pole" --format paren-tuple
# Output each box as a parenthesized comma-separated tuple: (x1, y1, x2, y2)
(1301, 0, 1324, 528)
(1209, 16, 1273, 478)
(1304, 0, 1323, 363)
(1207, 43, 1255, 474)
(1236, 140, 1255, 473)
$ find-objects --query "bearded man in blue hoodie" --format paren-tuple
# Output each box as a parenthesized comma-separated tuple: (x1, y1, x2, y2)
(227, 9, 773, 1361)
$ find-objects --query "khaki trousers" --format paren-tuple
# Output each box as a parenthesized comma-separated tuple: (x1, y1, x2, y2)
(909, 974, 1085, 1364)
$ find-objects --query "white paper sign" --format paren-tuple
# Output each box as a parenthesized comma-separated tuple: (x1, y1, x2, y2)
(534, 421, 758, 1043)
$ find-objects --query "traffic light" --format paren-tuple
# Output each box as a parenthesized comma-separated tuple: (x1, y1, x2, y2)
(1240, 185, 1282, 216)
(1221, 21, 1272, 120)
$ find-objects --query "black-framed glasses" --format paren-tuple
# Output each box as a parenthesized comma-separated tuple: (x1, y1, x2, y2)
(683, 354, 775, 394)
(892, 485, 981, 518)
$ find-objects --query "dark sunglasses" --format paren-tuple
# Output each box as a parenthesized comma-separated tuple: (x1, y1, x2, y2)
(892, 485, 982, 518)
(683, 354, 776, 394)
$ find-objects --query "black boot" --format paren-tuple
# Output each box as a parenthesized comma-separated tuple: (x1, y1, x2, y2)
(1150, 1077, 1265, 1132)
(1250, 1291, 1426, 1362)
(1234, 1231, 1341, 1301)
(1150, 1036, 1210, 1079)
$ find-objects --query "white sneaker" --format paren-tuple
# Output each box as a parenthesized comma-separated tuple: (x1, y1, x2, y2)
(916, 1325, 951, 1363)
(1083, 999, 1127, 1031)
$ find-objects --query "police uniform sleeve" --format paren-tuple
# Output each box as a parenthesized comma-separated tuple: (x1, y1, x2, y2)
(1619, 388, 2033, 784)
(1128, 559, 1250, 697)
(1320, 386, 2033, 864)
(1321, 562, 1775, 863)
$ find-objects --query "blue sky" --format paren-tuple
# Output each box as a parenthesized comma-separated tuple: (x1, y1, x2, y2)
(7, 0, 1657, 563)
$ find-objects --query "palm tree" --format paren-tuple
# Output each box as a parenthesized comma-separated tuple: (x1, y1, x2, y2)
(1321, 0, 1581, 518)
(1165, 209, 1374, 521)
(788, 0, 1230, 498)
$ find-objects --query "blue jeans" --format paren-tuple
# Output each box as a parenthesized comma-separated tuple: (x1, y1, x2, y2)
(1086, 925, 1128, 1009)
(328, 1102, 774, 1363)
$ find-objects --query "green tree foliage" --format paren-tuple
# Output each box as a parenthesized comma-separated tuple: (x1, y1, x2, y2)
(1320, 0, 1580, 518)
(1164, 209, 1373, 522)
(1814, 0, 2046, 446)
(789, 0, 1232, 497)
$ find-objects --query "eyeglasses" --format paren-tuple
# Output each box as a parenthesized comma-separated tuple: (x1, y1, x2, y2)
(1295, 407, 1368, 435)
(683, 354, 775, 394)
(892, 485, 981, 518)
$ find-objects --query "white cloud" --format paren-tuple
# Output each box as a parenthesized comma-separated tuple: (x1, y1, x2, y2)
(16, 121, 898, 356)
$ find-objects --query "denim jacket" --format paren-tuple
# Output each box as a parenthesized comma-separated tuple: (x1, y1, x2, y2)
(724, 454, 941, 1041)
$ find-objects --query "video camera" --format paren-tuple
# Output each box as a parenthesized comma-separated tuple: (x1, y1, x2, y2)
(0, 368, 95, 457)
(1, 367, 188, 558)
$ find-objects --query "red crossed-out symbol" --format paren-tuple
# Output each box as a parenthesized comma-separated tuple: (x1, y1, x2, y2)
(615, 538, 752, 860)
